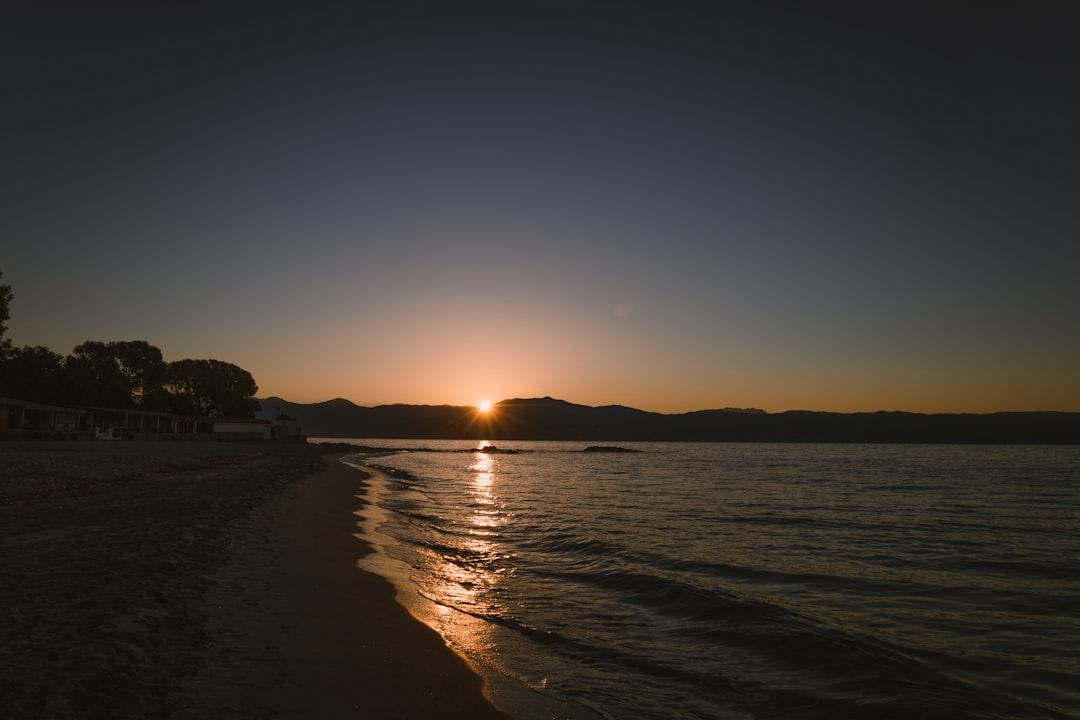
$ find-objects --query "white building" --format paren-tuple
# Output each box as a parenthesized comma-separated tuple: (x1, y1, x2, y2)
(212, 418, 272, 440)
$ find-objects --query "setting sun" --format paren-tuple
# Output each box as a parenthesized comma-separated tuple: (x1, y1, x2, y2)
(477, 399, 493, 413)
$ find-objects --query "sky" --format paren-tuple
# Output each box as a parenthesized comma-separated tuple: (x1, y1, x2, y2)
(3, 3, 1079, 413)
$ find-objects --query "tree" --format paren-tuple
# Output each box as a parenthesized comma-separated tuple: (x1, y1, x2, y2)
(105, 340, 169, 408)
(0, 307, 260, 416)
(165, 359, 260, 418)
(61, 340, 170, 409)
(162, 359, 202, 415)
(65, 341, 132, 408)
(0, 346, 68, 404)
(0, 272, 12, 361)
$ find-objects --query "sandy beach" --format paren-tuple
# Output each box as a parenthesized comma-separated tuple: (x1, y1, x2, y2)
(0, 441, 508, 719)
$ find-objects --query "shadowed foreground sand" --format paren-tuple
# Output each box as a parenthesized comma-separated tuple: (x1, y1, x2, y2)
(0, 442, 508, 719)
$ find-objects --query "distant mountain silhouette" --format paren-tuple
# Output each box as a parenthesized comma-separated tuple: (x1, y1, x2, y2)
(256, 396, 1080, 444)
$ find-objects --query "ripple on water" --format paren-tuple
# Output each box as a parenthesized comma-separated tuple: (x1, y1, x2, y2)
(345, 441, 1080, 720)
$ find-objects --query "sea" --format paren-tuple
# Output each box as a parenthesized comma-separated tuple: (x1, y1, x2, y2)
(324, 440, 1080, 719)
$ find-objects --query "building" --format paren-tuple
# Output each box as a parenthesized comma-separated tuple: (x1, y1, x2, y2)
(0, 397, 93, 436)
(211, 418, 272, 440)
(271, 415, 305, 441)
(0, 397, 272, 440)
(82, 407, 269, 439)
(87, 406, 192, 437)
(175, 415, 216, 435)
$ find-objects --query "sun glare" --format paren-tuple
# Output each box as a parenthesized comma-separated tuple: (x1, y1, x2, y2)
(477, 399, 493, 413)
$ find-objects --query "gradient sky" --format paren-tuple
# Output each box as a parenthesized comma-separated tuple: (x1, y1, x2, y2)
(4, 4, 1079, 413)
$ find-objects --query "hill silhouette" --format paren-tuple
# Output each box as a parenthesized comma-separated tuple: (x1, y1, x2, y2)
(257, 396, 1080, 444)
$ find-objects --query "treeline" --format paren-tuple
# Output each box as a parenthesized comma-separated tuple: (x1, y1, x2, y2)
(0, 273, 259, 417)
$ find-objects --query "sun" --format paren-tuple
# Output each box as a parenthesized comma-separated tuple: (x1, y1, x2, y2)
(477, 399, 493, 413)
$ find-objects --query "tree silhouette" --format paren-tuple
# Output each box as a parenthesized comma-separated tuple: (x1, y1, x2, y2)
(0, 346, 67, 403)
(66, 341, 134, 408)
(0, 272, 12, 361)
(165, 359, 260, 418)
(0, 274, 260, 416)
(105, 341, 169, 408)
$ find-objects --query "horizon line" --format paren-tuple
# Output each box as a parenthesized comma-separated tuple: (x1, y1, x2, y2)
(257, 395, 1080, 417)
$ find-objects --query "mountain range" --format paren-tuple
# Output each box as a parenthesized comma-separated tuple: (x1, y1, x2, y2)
(256, 396, 1080, 444)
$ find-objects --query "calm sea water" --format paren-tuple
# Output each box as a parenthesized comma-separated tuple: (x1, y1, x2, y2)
(330, 440, 1080, 719)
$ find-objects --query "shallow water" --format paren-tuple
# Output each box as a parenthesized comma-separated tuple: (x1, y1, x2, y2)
(329, 440, 1080, 719)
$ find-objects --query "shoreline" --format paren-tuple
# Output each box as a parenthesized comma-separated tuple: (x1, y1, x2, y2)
(0, 441, 508, 719)
(351, 459, 602, 720)
(187, 454, 511, 719)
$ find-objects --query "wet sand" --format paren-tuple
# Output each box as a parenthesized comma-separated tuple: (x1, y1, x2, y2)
(0, 441, 508, 719)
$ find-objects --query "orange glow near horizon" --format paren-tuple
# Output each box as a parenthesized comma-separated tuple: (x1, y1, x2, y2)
(477, 399, 493, 413)
(240, 322, 1080, 414)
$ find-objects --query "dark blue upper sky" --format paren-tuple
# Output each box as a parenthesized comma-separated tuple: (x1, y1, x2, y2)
(3, 3, 1078, 411)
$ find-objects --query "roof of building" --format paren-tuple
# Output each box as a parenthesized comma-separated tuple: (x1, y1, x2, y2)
(0, 399, 267, 424)
(80, 406, 182, 417)
(212, 417, 272, 425)
(0, 397, 93, 414)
